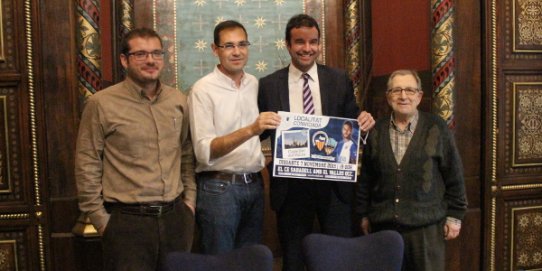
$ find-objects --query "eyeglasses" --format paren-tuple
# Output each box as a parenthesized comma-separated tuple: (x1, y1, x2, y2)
(216, 41, 251, 50)
(126, 50, 165, 61)
(387, 87, 419, 96)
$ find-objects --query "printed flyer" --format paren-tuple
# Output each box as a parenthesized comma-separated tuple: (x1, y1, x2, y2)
(272, 111, 361, 182)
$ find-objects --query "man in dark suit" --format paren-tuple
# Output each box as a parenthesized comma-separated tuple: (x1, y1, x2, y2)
(258, 14, 375, 271)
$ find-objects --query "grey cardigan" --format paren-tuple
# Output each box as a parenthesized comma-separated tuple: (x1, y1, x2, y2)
(356, 111, 467, 227)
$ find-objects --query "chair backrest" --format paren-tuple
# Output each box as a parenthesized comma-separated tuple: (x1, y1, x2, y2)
(163, 244, 274, 271)
(302, 230, 404, 271)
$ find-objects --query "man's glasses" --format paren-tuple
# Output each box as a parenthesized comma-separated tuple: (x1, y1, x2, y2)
(387, 87, 419, 96)
(126, 50, 165, 61)
(216, 41, 251, 50)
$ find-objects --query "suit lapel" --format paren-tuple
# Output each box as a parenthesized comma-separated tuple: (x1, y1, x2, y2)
(317, 65, 330, 115)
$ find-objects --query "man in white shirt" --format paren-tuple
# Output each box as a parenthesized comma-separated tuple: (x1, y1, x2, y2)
(188, 20, 280, 254)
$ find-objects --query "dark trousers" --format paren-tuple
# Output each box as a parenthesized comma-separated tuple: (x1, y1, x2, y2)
(277, 180, 354, 271)
(374, 221, 445, 271)
(102, 201, 194, 271)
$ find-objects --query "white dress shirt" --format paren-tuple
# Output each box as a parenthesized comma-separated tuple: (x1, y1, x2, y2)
(338, 140, 353, 163)
(188, 66, 265, 173)
(288, 64, 323, 115)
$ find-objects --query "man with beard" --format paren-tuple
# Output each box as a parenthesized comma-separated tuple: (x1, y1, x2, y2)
(75, 28, 196, 271)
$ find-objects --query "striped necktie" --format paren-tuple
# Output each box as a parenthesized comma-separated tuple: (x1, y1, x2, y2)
(302, 73, 315, 115)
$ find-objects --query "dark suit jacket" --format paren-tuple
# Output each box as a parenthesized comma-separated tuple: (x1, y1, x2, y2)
(258, 64, 360, 211)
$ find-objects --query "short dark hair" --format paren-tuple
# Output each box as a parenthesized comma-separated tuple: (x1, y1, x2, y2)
(213, 20, 248, 45)
(343, 120, 353, 130)
(120, 27, 163, 55)
(285, 14, 320, 45)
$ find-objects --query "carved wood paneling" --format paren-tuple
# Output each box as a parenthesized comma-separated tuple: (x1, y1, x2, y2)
(512, 82, 542, 167)
(512, 0, 542, 53)
(504, 0, 542, 59)
(486, 0, 542, 270)
(0, 0, 48, 270)
(0, 95, 10, 193)
(0, 231, 27, 271)
(0, 0, 17, 72)
(503, 74, 542, 176)
(0, 87, 23, 201)
(503, 199, 542, 271)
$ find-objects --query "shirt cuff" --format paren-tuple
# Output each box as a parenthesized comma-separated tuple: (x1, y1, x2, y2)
(446, 216, 462, 225)
(88, 207, 111, 232)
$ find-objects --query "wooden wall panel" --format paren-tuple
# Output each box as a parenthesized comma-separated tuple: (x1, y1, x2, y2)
(0, 0, 19, 75)
(0, 0, 49, 269)
(452, 1, 483, 270)
(485, 0, 542, 270)
(39, 0, 79, 197)
(0, 225, 34, 271)
(325, 0, 345, 69)
(502, 73, 542, 179)
(502, 197, 542, 271)
(39, 0, 85, 270)
(0, 86, 25, 203)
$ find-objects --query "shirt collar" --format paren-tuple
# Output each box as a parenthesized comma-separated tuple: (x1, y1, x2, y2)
(214, 65, 248, 89)
(390, 111, 419, 133)
(124, 77, 163, 101)
(289, 63, 318, 83)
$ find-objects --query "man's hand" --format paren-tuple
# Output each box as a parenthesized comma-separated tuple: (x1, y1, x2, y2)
(357, 111, 375, 133)
(444, 220, 461, 240)
(360, 217, 371, 235)
(210, 111, 280, 160)
(184, 202, 195, 215)
(250, 112, 281, 136)
(98, 225, 106, 236)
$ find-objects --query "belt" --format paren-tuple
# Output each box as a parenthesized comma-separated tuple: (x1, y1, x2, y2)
(197, 171, 260, 185)
(104, 197, 179, 216)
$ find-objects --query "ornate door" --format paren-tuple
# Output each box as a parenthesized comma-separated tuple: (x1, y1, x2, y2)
(485, 0, 542, 270)
(0, 0, 49, 270)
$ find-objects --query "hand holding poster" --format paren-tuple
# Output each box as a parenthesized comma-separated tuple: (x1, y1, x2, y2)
(273, 111, 361, 182)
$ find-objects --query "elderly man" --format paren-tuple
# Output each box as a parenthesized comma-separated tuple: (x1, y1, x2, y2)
(356, 69, 467, 271)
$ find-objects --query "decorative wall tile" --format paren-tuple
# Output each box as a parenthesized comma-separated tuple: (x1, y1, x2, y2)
(513, 83, 542, 166)
(504, 0, 542, 59)
(0, 0, 16, 71)
(503, 74, 542, 175)
(0, 231, 26, 271)
(0, 87, 22, 201)
(0, 240, 17, 271)
(514, 0, 542, 52)
(505, 201, 542, 271)
(0, 96, 9, 193)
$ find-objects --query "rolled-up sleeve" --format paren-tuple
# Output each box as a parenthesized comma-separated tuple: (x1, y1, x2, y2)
(188, 86, 216, 167)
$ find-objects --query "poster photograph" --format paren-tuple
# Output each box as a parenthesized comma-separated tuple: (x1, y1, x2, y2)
(273, 111, 361, 182)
